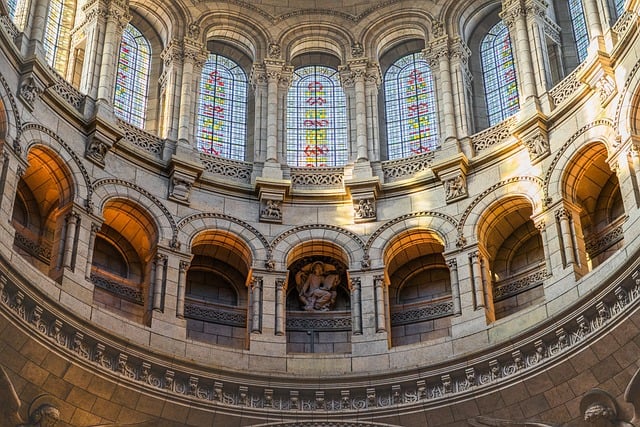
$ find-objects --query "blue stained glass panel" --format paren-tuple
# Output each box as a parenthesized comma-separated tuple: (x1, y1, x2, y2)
(568, 0, 589, 62)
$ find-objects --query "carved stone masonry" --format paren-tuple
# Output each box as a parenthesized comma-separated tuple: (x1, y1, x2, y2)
(353, 198, 376, 222)
(522, 130, 550, 163)
(18, 75, 43, 110)
(443, 174, 468, 202)
(260, 199, 282, 222)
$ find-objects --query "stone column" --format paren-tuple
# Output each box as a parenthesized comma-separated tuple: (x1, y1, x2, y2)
(159, 40, 184, 141)
(446, 258, 461, 315)
(250, 64, 268, 164)
(555, 207, 576, 267)
(96, 3, 130, 104)
(583, 0, 604, 39)
(525, 0, 554, 95)
(344, 61, 370, 161)
(78, 0, 109, 98)
(365, 67, 381, 162)
(535, 219, 552, 274)
(153, 253, 167, 312)
(251, 276, 264, 333)
(275, 277, 286, 336)
(62, 212, 80, 270)
(350, 277, 363, 335)
(426, 37, 457, 143)
(501, 0, 537, 101)
(469, 250, 485, 309)
(177, 34, 208, 151)
(265, 60, 284, 163)
(450, 37, 473, 140)
(176, 260, 189, 318)
(373, 275, 387, 333)
(25, 0, 50, 57)
(84, 223, 101, 278)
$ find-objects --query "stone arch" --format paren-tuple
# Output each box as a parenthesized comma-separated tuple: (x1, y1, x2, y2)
(0, 73, 21, 145)
(270, 225, 365, 271)
(177, 213, 269, 269)
(544, 120, 617, 202)
(18, 123, 91, 207)
(366, 212, 458, 269)
(615, 51, 640, 142)
(130, 0, 191, 45)
(458, 176, 545, 247)
(440, 0, 502, 43)
(278, 21, 352, 62)
(199, 12, 270, 61)
(91, 178, 176, 248)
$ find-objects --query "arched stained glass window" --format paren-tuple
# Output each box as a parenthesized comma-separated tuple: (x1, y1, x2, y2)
(615, 0, 625, 17)
(384, 52, 439, 160)
(568, 0, 589, 62)
(7, 0, 29, 30)
(196, 54, 248, 160)
(286, 65, 347, 167)
(114, 24, 151, 129)
(481, 20, 519, 126)
(43, 0, 66, 68)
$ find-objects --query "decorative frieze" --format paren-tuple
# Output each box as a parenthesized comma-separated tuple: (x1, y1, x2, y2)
(200, 153, 252, 184)
(90, 272, 144, 304)
(471, 116, 516, 153)
(381, 151, 435, 182)
(492, 266, 549, 301)
(290, 167, 344, 188)
(184, 302, 247, 327)
(390, 300, 454, 325)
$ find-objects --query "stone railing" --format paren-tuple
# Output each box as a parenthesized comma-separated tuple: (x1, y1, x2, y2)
(549, 62, 586, 106)
(493, 264, 548, 301)
(612, 10, 639, 40)
(286, 311, 352, 331)
(289, 167, 344, 189)
(184, 299, 246, 327)
(380, 151, 435, 183)
(0, 15, 19, 41)
(471, 116, 516, 153)
(13, 230, 51, 263)
(200, 153, 252, 184)
(90, 271, 144, 304)
(47, 66, 85, 111)
(117, 119, 164, 158)
(584, 216, 626, 259)
(390, 298, 453, 326)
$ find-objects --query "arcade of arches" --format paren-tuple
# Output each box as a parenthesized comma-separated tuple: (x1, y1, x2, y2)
(1, 0, 640, 426)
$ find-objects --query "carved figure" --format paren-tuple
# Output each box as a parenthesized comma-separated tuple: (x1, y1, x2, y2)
(0, 365, 60, 426)
(445, 175, 466, 200)
(354, 199, 375, 219)
(295, 261, 339, 311)
(261, 199, 281, 219)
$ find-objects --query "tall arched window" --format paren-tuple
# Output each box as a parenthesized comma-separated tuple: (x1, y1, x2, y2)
(481, 20, 519, 126)
(286, 65, 347, 167)
(114, 24, 151, 129)
(43, 0, 74, 72)
(384, 52, 439, 159)
(196, 54, 248, 160)
(568, 0, 589, 62)
(615, 0, 625, 18)
(7, 0, 29, 30)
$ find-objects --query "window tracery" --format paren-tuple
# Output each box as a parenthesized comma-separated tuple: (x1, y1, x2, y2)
(43, 0, 75, 73)
(480, 20, 519, 126)
(114, 24, 151, 129)
(384, 52, 439, 159)
(568, 0, 589, 62)
(196, 54, 248, 160)
(286, 65, 348, 167)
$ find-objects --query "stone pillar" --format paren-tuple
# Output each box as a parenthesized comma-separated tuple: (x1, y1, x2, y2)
(275, 277, 286, 336)
(177, 33, 208, 152)
(176, 260, 189, 318)
(62, 211, 80, 270)
(84, 223, 101, 278)
(450, 37, 473, 140)
(96, 3, 130, 104)
(501, 0, 537, 101)
(525, 0, 554, 95)
(251, 276, 264, 333)
(25, 0, 50, 57)
(446, 258, 462, 315)
(555, 207, 576, 267)
(78, 0, 109, 98)
(365, 65, 381, 162)
(373, 275, 387, 333)
(350, 277, 363, 335)
(583, 0, 604, 39)
(426, 37, 457, 144)
(153, 253, 167, 312)
(159, 40, 184, 141)
(265, 61, 283, 164)
(535, 219, 552, 274)
(469, 250, 485, 309)
(250, 64, 268, 164)
(626, 137, 640, 208)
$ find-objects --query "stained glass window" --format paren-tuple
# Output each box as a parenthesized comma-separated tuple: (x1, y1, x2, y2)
(196, 54, 247, 160)
(615, 0, 625, 17)
(286, 66, 348, 167)
(114, 24, 151, 129)
(568, 0, 589, 62)
(384, 52, 439, 160)
(43, 0, 65, 67)
(7, 0, 29, 30)
(481, 20, 519, 126)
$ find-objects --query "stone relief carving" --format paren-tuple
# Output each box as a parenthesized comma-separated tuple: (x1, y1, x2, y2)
(596, 74, 617, 105)
(268, 43, 281, 59)
(85, 139, 109, 165)
(354, 198, 375, 220)
(261, 199, 282, 221)
(523, 133, 550, 161)
(18, 76, 43, 108)
(169, 176, 193, 202)
(351, 42, 364, 57)
(444, 174, 467, 201)
(295, 261, 341, 311)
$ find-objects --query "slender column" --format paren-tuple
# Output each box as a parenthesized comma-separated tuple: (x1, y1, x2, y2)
(374, 276, 386, 333)
(446, 258, 461, 315)
(177, 38, 207, 146)
(365, 69, 381, 161)
(176, 260, 189, 318)
(26, 0, 49, 56)
(583, 0, 604, 39)
(251, 276, 263, 333)
(153, 254, 167, 312)
(502, 2, 537, 100)
(251, 65, 268, 163)
(275, 278, 286, 336)
(350, 277, 362, 335)
(159, 40, 184, 141)
(526, 0, 552, 93)
(96, 5, 130, 103)
(353, 69, 368, 161)
(470, 251, 485, 309)
(556, 207, 576, 267)
(426, 38, 457, 142)
(63, 212, 79, 269)
(535, 220, 552, 274)
(264, 61, 284, 163)
(84, 223, 101, 278)
(78, 0, 109, 98)
(450, 38, 472, 139)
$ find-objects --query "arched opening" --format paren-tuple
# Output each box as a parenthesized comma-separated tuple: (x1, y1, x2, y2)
(562, 142, 625, 271)
(184, 230, 251, 349)
(91, 199, 157, 324)
(477, 197, 546, 320)
(286, 241, 351, 353)
(11, 146, 74, 279)
(384, 230, 452, 347)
